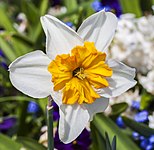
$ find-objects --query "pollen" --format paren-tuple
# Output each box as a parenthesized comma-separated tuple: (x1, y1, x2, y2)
(48, 42, 112, 105)
(73, 67, 85, 80)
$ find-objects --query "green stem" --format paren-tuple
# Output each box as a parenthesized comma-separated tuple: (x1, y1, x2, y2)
(17, 101, 28, 136)
(47, 96, 54, 150)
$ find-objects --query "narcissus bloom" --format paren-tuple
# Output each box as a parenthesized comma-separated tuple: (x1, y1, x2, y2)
(9, 10, 136, 143)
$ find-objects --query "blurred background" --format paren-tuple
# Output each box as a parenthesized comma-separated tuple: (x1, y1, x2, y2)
(0, 0, 154, 150)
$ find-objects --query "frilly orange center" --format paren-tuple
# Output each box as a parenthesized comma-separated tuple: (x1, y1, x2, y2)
(48, 42, 112, 104)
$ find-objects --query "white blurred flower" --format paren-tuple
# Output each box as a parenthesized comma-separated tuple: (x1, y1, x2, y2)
(138, 70, 154, 95)
(20, 148, 27, 150)
(148, 112, 154, 128)
(110, 89, 140, 106)
(137, 15, 154, 40)
(14, 13, 28, 34)
(48, 6, 67, 16)
(39, 126, 57, 148)
(110, 13, 154, 73)
(39, 126, 48, 147)
(120, 13, 136, 20)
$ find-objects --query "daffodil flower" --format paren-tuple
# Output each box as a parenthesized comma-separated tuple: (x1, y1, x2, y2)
(9, 10, 136, 143)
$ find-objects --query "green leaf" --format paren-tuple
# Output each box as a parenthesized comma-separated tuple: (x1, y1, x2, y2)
(0, 134, 23, 150)
(29, 22, 42, 43)
(39, 0, 49, 16)
(11, 36, 33, 56)
(63, 0, 78, 11)
(105, 132, 112, 150)
(0, 96, 36, 103)
(38, 98, 47, 113)
(57, 2, 92, 20)
(140, 93, 153, 110)
(140, 0, 152, 12)
(21, 0, 39, 25)
(110, 102, 128, 117)
(0, 32, 33, 58)
(93, 113, 140, 150)
(122, 116, 154, 137)
(90, 122, 106, 150)
(0, 4, 16, 31)
(0, 36, 17, 62)
(119, 0, 142, 17)
(112, 136, 116, 150)
(12, 33, 34, 47)
(16, 137, 46, 150)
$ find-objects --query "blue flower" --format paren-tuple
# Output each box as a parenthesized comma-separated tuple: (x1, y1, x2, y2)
(0, 117, 16, 132)
(0, 49, 5, 57)
(116, 116, 125, 128)
(1, 62, 8, 70)
(149, 135, 154, 144)
(52, 102, 60, 121)
(146, 144, 154, 150)
(140, 139, 149, 149)
(27, 101, 39, 113)
(134, 110, 149, 123)
(54, 128, 91, 150)
(101, 0, 122, 17)
(140, 136, 145, 141)
(0, 49, 8, 70)
(91, 0, 104, 12)
(65, 22, 74, 28)
(131, 100, 140, 110)
(132, 132, 140, 140)
(92, 0, 122, 17)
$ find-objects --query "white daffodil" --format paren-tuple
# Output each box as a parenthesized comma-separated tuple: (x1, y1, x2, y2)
(9, 10, 136, 144)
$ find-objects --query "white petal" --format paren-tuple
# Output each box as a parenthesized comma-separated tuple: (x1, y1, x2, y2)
(51, 90, 62, 106)
(97, 59, 137, 98)
(40, 15, 83, 60)
(9, 50, 52, 98)
(77, 10, 117, 52)
(59, 104, 89, 144)
(84, 98, 109, 121)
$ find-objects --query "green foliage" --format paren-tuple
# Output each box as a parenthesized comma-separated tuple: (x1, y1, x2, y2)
(0, 36, 17, 62)
(0, 96, 35, 103)
(0, 134, 46, 150)
(122, 116, 154, 137)
(93, 113, 140, 150)
(21, 0, 39, 25)
(0, 134, 23, 150)
(63, 0, 78, 12)
(39, 0, 49, 16)
(0, 4, 16, 31)
(140, 93, 153, 110)
(112, 136, 116, 150)
(91, 122, 106, 150)
(16, 137, 46, 150)
(91, 123, 117, 150)
(119, 0, 142, 17)
(105, 132, 116, 150)
(110, 102, 128, 118)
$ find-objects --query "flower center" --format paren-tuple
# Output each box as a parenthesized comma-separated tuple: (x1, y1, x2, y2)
(48, 42, 112, 104)
(72, 67, 85, 80)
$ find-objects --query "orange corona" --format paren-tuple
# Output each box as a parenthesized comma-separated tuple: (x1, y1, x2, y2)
(48, 42, 112, 104)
